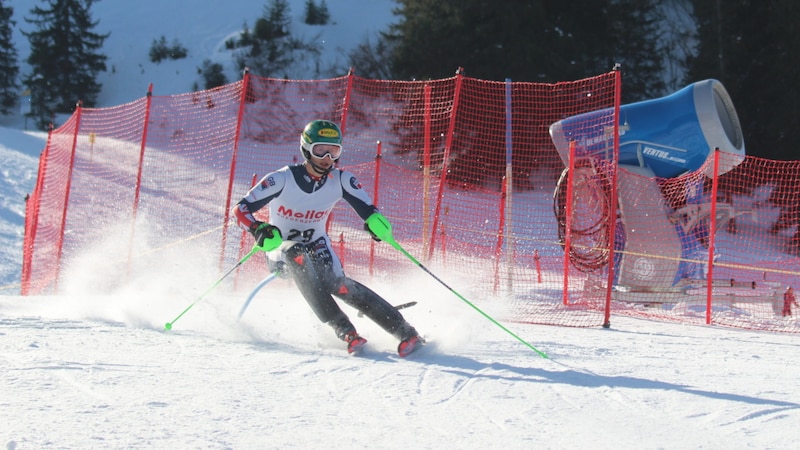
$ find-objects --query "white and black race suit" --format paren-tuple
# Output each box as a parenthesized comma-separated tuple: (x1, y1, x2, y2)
(234, 164, 417, 341)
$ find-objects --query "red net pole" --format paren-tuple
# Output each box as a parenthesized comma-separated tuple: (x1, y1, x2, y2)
(325, 69, 355, 243)
(562, 140, 576, 305)
(494, 179, 506, 293)
(441, 222, 447, 266)
(503, 78, 514, 295)
(369, 140, 383, 276)
(131, 85, 152, 222)
(221, 71, 252, 271)
(429, 68, 464, 260)
(127, 84, 153, 275)
(422, 83, 432, 257)
(234, 172, 259, 289)
(705, 148, 721, 324)
(54, 103, 83, 292)
(340, 68, 355, 132)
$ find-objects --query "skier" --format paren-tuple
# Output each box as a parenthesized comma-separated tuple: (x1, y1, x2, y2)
(783, 286, 799, 317)
(233, 119, 423, 356)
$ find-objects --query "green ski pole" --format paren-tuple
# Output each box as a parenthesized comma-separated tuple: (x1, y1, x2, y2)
(366, 213, 548, 358)
(164, 226, 282, 330)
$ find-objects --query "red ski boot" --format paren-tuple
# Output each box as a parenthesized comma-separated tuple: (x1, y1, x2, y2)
(398, 335, 425, 357)
(344, 331, 367, 354)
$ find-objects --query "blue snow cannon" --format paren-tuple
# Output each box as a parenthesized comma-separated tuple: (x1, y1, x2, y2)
(549, 79, 745, 178)
(549, 80, 747, 290)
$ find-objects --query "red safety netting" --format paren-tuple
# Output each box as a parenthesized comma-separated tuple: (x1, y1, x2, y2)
(21, 70, 800, 332)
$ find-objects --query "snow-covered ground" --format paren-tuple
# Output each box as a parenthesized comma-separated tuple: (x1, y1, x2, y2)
(4, 288, 800, 449)
(3, 1, 800, 448)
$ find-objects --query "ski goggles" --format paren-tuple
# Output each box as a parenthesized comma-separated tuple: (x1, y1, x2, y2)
(308, 142, 343, 160)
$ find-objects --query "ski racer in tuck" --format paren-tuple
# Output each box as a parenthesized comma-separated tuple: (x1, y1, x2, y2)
(233, 120, 423, 356)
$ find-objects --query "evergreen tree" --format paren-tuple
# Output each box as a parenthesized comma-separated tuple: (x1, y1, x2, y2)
(316, 0, 330, 25)
(386, 0, 664, 99)
(304, 0, 319, 25)
(236, 0, 321, 79)
(348, 34, 394, 80)
(199, 59, 228, 90)
(22, 0, 108, 129)
(607, 0, 665, 102)
(255, 0, 290, 41)
(304, 0, 330, 25)
(652, 0, 696, 93)
(0, 0, 19, 115)
(686, 0, 800, 160)
(387, 0, 557, 81)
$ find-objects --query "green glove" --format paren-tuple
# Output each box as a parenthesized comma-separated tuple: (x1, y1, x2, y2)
(365, 212, 393, 242)
(252, 222, 282, 251)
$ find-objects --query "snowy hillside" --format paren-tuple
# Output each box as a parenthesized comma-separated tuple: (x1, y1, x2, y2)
(6, 0, 399, 109)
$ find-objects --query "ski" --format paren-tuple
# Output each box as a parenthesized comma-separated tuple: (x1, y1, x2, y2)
(237, 272, 278, 320)
(357, 301, 418, 317)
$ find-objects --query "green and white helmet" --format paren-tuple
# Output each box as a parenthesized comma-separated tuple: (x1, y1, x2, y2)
(300, 120, 343, 161)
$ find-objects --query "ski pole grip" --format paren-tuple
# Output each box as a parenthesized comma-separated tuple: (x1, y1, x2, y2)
(365, 212, 393, 242)
(255, 225, 283, 252)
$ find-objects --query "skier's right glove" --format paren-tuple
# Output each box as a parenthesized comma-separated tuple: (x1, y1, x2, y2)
(251, 222, 282, 251)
